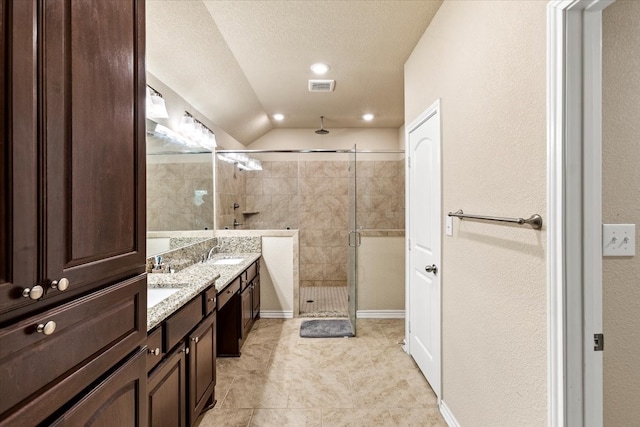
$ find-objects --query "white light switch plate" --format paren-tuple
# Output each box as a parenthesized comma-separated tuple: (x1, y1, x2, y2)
(446, 215, 453, 236)
(602, 224, 635, 256)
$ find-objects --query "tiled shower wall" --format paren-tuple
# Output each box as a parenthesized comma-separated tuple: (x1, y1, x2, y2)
(147, 161, 213, 231)
(215, 159, 246, 229)
(216, 158, 404, 288)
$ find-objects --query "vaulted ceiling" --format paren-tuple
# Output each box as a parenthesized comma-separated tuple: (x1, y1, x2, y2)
(146, 1, 442, 145)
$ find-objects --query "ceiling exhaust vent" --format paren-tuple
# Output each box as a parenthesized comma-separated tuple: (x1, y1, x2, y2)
(308, 79, 335, 92)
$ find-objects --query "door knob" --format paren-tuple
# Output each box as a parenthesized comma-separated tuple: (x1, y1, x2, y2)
(51, 278, 70, 291)
(22, 285, 44, 300)
(425, 264, 438, 274)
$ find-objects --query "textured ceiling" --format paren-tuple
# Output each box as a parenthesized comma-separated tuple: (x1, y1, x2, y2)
(147, 1, 442, 145)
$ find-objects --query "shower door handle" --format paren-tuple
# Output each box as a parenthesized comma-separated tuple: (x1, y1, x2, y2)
(348, 231, 361, 247)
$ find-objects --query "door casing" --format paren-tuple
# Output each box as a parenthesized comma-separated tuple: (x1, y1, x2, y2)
(547, 1, 612, 426)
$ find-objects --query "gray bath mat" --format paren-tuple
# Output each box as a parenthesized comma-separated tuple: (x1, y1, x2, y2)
(300, 319, 354, 338)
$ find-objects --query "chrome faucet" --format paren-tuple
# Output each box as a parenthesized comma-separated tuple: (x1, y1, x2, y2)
(207, 246, 220, 261)
(233, 219, 242, 227)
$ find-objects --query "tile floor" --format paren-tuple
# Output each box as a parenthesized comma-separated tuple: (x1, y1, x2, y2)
(196, 318, 446, 426)
(299, 287, 348, 317)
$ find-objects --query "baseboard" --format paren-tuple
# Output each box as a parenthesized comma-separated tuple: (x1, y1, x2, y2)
(259, 310, 293, 319)
(356, 310, 405, 319)
(439, 400, 462, 427)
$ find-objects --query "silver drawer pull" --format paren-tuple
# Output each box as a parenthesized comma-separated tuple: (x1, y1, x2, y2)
(22, 285, 44, 300)
(51, 278, 70, 291)
(148, 347, 160, 356)
(36, 321, 56, 335)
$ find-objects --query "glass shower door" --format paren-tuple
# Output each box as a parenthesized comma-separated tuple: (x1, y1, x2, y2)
(347, 146, 358, 335)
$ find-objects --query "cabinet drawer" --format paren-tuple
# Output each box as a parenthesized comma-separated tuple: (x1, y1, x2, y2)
(217, 277, 240, 310)
(164, 297, 203, 352)
(244, 260, 258, 284)
(0, 274, 146, 424)
(204, 287, 216, 315)
(147, 326, 164, 373)
(48, 348, 147, 426)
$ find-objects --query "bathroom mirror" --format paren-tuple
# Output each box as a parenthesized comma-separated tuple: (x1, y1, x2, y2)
(146, 121, 215, 256)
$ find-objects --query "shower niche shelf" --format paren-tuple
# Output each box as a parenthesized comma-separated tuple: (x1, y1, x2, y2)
(242, 211, 259, 215)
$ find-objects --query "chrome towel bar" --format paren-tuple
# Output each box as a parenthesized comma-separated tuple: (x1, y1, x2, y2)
(448, 209, 543, 230)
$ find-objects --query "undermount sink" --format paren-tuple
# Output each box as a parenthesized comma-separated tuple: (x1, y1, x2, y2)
(212, 258, 244, 265)
(148, 288, 181, 309)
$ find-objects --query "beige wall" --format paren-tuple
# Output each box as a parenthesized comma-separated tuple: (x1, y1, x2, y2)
(602, 2, 640, 425)
(405, 1, 547, 426)
(261, 236, 295, 315)
(357, 236, 405, 312)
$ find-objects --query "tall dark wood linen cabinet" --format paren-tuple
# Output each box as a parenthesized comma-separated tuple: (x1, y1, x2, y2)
(0, 1, 147, 425)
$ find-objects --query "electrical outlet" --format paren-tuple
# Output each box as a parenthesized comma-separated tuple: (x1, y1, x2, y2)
(602, 224, 635, 256)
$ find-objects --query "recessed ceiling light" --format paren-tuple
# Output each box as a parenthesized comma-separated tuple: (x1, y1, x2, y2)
(363, 113, 374, 121)
(310, 63, 330, 75)
(273, 113, 285, 121)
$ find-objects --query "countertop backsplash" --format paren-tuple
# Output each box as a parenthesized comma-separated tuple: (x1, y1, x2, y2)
(145, 235, 262, 273)
(216, 236, 261, 254)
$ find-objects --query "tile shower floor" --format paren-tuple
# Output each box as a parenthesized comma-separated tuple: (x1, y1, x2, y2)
(196, 318, 446, 427)
(299, 287, 348, 317)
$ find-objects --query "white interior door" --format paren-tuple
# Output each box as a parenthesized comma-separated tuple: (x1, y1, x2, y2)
(407, 101, 441, 398)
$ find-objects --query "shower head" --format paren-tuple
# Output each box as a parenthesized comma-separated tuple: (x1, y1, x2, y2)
(315, 116, 329, 135)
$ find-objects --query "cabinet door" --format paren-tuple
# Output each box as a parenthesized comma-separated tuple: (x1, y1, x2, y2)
(241, 286, 253, 333)
(42, 0, 146, 297)
(48, 348, 147, 426)
(0, 0, 41, 317)
(148, 344, 187, 427)
(188, 311, 216, 425)
(252, 277, 261, 319)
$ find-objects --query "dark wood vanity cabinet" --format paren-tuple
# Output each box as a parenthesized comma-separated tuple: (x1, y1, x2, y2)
(1, 0, 147, 424)
(219, 259, 261, 355)
(0, 0, 146, 320)
(147, 288, 217, 427)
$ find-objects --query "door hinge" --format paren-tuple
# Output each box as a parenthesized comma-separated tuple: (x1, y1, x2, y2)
(408, 238, 411, 250)
(408, 321, 411, 334)
(594, 333, 604, 351)
(408, 157, 411, 168)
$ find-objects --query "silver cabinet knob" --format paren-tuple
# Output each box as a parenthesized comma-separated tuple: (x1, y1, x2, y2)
(51, 278, 70, 291)
(424, 264, 438, 274)
(191, 337, 199, 343)
(182, 347, 190, 355)
(36, 321, 57, 335)
(207, 297, 215, 302)
(22, 285, 44, 300)
(148, 347, 160, 356)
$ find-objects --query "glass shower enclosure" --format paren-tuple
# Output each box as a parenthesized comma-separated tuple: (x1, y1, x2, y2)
(214, 148, 405, 336)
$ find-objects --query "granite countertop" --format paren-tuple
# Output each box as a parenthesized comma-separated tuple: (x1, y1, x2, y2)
(146, 252, 261, 331)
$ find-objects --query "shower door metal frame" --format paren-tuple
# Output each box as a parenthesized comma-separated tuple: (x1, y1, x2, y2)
(347, 146, 359, 335)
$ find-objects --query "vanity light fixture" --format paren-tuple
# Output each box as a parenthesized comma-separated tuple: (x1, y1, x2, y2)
(273, 113, 285, 121)
(362, 113, 374, 121)
(310, 62, 330, 75)
(179, 111, 217, 149)
(216, 153, 262, 171)
(146, 86, 169, 119)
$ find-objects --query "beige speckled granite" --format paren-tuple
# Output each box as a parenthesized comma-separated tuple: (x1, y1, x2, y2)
(147, 252, 261, 331)
(147, 237, 218, 273)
